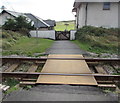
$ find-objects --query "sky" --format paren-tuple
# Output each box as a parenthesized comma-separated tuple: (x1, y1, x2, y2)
(0, 0, 75, 21)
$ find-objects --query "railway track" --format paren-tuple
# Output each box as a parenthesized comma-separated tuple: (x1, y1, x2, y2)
(1, 56, 120, 88)
(2, 56, 120, 62)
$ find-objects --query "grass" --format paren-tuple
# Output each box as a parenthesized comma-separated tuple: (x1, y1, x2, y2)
(3, 78, 19, 87)
(2, 30, 22, 49)
(5, 86, 19, 95)
(3, 78, 20, 94)
(35, 64, 44, 72)
(73, 40, 118, 54)
(73, 40, 102, 54)
(3, 37, 54, 56)
(55, 20, 75, 31)
(74, 26, 119, 54)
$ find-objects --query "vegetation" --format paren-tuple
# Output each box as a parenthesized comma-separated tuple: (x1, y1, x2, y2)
(74, 26, 119, 54)
(2, 16, 34, 35)
(2, 30, 54, 56)
(36, 64, 44, 72)
(2, 30, 22, 49)
(55, 20, 75, 31)
(3, 78, 20, 94)
(23, 85, 33, 90)
(2, 16, 53, 56)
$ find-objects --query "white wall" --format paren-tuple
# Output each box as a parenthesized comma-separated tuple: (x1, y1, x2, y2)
(78, 2, 119, 28)
(0, 13, 15, 26)
(118, 2, 120, 28)
(70, 30, 76, 40)
(78, 3, 86, 28)
(29, 30, 55, 40)
(87, 2, 118, 28)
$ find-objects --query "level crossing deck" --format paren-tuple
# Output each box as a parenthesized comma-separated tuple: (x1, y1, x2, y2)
(36, 55, 97, 86)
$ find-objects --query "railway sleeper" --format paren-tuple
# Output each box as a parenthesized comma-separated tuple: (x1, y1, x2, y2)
(19, 81, 36, 87)
(21, 78, 37, 82)
(98, 84, 116, 90)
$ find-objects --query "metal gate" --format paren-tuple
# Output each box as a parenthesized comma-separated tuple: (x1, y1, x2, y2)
(55, 31, 70, 40)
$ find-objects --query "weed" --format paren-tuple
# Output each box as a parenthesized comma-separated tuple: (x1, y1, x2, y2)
(2, 36, 54, 56)
(3, 78, 20, 94)
(74, 26, 119, 54)
(23, 85, 33, 90)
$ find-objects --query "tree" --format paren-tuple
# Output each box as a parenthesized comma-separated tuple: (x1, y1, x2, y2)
(3, 19, 16, 31)
(3, 16, 34, 32)
(15, 16, 33, 31)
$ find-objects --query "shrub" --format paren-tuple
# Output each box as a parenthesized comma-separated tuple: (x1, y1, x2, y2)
(2, 30, 23, 49)
(2, 41, 13, 49)
(3, 16, 34, 36)
(76, 26, 119, 38)
(75, 26, 119, 54)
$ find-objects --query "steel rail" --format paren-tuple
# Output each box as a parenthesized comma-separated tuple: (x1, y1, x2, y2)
(1, 72, 120, 82)
(1, 72, 120, 77)
(1, 57, 120, 62)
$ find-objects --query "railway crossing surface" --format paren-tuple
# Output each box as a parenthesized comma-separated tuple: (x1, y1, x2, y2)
(36, 54, 98, 86)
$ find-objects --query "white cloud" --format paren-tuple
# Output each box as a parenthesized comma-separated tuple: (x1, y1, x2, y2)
(1, 0, 75, 21)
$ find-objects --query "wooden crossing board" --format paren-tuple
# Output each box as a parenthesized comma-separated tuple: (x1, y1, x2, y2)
(41, 55, 91, 74)
(36, 54, 97, 86)
(37, 75, 97, 85)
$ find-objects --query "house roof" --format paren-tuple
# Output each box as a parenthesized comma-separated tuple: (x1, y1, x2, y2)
(35, 16, 50, 27)
(74, 0, 120, 3)
(1, 10, 32, 22)
(1, 10, 56, 28)
(44, 20, 56, 27)
(73, 0, 120, 8)
(1, 10, 26, 18)
(25, 13, 50, 28)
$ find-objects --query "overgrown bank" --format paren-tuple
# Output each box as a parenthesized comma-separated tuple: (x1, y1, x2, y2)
(2, 30, 22, 49)
(74, 26, 119, 55)
(2, 30, 54, 56)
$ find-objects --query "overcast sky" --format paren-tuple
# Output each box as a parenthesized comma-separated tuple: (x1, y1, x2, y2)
(0, 0, 75, 21)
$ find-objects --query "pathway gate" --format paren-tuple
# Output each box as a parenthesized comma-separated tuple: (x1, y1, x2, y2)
(55, 31, 70, 40)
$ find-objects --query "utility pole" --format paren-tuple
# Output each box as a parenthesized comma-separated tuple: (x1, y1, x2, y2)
(36, 18, 39, 43)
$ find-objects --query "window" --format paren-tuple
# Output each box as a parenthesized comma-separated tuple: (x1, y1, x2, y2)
(103, 2, 110, 10)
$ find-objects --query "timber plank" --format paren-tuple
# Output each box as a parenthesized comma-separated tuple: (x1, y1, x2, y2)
(27, 64, 38, 72)
(95, 66, 107, 74)
(98, 84, 116, 88)
(5, 63, 19, 72)
(20, 82, 36, 87)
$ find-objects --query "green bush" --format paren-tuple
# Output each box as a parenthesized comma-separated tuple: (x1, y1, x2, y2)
(2, 30, 23, 49)
(2, 16, 34, 35)
(2, 41, 13, 49)
(75, 26, 119, 54)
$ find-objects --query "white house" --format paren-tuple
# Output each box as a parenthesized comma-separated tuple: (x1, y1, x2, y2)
(72, 0, 120, 28)
(0, 10, 56, 30)
(0, 10, 33, 26)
